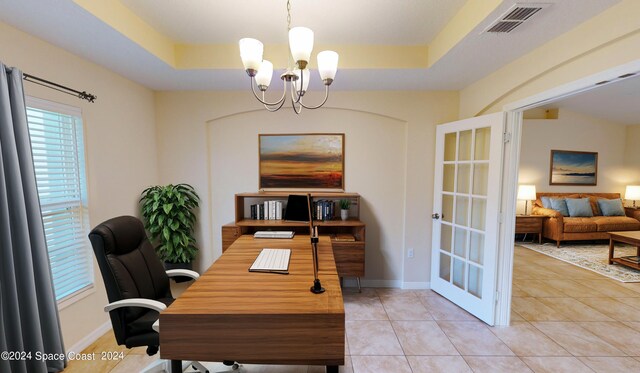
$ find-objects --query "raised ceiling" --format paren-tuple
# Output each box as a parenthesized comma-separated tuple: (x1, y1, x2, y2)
(0, 0, 621, 91)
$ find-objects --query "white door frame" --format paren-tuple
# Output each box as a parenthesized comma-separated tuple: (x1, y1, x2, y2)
(494, 59, 640, 325)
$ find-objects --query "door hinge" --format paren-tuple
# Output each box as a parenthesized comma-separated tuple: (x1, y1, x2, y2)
(503, 132, 512, 143)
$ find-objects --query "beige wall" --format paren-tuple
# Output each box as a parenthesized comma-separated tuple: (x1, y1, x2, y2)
(518, 110, 629, 213)
(625, 126, 640, 184)
(459, 0, 640, 118)
(155, 91, 459, 287)
(0, 22, 159, 348)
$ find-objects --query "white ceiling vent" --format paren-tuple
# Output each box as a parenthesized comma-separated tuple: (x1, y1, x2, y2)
(484, 3, 551, 34)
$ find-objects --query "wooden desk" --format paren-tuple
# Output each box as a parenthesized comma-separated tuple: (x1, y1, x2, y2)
(159, 235, 345, 373)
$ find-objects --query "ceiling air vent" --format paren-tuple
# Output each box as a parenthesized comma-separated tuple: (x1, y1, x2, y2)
(484, 3, 551, 34)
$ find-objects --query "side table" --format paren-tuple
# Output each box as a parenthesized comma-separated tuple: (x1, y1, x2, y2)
(515, 215, 546, 244)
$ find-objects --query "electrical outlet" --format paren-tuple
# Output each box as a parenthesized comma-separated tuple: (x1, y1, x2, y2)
(407, 248, 414, 258)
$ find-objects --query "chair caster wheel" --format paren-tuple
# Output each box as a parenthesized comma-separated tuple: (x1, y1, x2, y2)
(233, 363, 239, 370)
(191, 364, 209, 373)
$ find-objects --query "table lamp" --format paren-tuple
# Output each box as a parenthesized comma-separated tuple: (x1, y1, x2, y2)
(625, 185, 640, 208)
(517, 184, 537, 215)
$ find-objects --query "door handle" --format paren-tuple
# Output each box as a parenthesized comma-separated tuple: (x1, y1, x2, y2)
(432, 213, 440, 220)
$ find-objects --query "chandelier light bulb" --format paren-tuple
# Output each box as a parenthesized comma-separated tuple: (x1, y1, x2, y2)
(317, 51, 339, 84)
(289, 27, 314, 67)
(255, 60, 273, 90)
(239, 38, 263, 75)
(294, 68, 310, 93)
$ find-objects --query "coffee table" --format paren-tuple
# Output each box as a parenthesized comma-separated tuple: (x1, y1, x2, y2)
(608, 231, 640, 271)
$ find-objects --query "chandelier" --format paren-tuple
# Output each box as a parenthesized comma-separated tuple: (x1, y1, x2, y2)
(239, 0, 339, 114)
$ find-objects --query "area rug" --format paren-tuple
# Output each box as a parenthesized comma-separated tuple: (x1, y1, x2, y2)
(518, 242, 640, 283)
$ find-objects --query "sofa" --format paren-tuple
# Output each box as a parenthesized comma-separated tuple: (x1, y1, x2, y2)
(531, 192, 640, 247)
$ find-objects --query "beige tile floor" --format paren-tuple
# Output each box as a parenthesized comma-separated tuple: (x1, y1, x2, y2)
(64, 245, 640, 373)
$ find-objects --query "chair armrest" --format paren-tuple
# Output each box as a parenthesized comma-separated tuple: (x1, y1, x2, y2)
(166, 269, 200, 280)
(104, 298, 167, 313)
(532, 206, 562, 218)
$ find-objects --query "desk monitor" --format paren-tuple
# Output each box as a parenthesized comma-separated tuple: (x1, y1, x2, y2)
(284, 194, 311, 223)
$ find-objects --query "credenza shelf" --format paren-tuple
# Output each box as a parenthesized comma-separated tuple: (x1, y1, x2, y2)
(222, 192, 366, 281)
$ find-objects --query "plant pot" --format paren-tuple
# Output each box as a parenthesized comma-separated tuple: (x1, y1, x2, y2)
(340, 209, 349, 221)
(165, 261, 194, 283)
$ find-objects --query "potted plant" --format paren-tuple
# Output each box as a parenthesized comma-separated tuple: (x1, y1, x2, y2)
(140, 183, 200, 273)
(339, 199, 350, 221)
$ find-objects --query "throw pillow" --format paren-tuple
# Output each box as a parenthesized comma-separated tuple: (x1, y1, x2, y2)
(597, 198, 625, 216)
(540, 196, 552, 209)
(566, 198, 594, 217)
(550, 198, 569, 217)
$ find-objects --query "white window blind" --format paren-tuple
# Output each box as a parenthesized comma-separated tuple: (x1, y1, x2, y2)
(26, 97, 93, 302)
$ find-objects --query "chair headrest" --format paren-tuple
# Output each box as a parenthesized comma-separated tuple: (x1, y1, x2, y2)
(89, 215, 147, 256)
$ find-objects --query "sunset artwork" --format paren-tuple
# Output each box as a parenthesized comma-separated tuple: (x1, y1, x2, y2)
(549, 150, 598, 186)
(259, 134, 344, 189)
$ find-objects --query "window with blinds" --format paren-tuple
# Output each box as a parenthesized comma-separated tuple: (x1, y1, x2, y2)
(26, 97, 93, 303)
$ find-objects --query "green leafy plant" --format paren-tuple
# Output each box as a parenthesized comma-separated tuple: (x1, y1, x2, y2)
(339, 199, 351, 210)
(140, 184, 200, 263)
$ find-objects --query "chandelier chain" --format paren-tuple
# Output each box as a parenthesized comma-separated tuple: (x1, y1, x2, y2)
(287, 0, 292, 31)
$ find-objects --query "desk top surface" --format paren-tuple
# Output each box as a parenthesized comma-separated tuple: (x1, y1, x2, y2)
(162, 235, 344, 316)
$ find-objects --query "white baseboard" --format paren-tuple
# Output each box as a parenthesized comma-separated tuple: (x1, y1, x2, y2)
(67, 321, 111, 354)
(401, 281, 430, 289)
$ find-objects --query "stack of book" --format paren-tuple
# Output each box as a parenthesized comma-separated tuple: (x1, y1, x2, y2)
(250, 200, 284, 220)
(313, 200, 335, 221)
(332, 233, 356, 242)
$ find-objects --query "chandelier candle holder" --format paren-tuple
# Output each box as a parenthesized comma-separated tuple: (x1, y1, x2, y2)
(239, 0, 339, 114)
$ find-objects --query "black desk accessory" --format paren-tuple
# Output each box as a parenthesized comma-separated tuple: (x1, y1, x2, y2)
(306, 194, 325, 294)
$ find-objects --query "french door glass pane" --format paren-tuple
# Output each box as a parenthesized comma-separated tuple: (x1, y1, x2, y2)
(455, 196, 469, 226)
(441, 224, 453, 253)
(458, 130, 472, 161)
(469, 232, 484, 265)
(444, 133, 457, 162)
(454, 227, 468, 258)
(443, 164, 455, 192)
(471, 198, 487, 230)
(443, 194, 454, 223)
(468, 265, 483, 298)
(453, 258, 466, 290)
(440, 253, 451, 281)
(473, 163, 489, 196)
(474, 127, 491, 160)
(456, 164, 470, 194)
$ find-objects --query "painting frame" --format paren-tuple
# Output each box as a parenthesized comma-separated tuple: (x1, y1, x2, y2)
(258, 133, 345, 191)
(549, 150, 598, 186)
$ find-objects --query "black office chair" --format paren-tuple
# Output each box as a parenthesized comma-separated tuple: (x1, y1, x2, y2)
(89, 215, 209, 373)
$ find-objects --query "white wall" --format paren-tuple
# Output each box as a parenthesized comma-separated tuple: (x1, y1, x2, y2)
(0, 22, 159, 348)
(155, 91, 459, 287)
(518, 109, 629, 212)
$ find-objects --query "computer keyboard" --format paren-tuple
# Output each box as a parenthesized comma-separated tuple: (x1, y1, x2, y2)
(253, 231, 295, 239)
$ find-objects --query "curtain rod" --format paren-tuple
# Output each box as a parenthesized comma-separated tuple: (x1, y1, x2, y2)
(22, 73, 97, 103)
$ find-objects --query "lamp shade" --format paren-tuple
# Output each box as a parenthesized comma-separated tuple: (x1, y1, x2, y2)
(517, 185, 537, 201)
(294, 68, 310, 93)
(239, 38, 263, 71)
(625, 185, 640, 201)
(255, 60, 273, 88)
(317, 50, 338, 81)
(289, 27, 314, 63)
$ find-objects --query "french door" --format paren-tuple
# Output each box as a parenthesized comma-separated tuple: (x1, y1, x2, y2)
(430, 113, 505, 325)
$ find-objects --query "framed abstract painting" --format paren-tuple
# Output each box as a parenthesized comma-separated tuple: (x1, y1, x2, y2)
(259, 133, 345, 190)
(549, 150, 598, 186)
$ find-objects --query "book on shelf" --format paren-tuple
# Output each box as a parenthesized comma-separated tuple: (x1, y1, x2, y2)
(249, 200, 284, 221)
(333, 233, 356, 242)
(619, 256, 640, 264)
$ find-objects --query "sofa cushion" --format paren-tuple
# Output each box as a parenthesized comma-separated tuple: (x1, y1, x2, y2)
(593, 216, 640, 232)
(597, 198, 625, 216)
(566, 198, 594, 217)
(550, 198, 569, 217)
(563, 218, 598, 233)
(540, 196, 552, 209)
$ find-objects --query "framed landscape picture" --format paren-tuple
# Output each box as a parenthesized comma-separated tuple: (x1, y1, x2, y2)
(549, 150, 598, 186)
(259, 133, 344, 190)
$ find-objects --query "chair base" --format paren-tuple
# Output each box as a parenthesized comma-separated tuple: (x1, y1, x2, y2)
(140, 358, 214, 373)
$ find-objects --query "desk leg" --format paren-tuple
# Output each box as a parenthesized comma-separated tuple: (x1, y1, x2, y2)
(608, 239, 614, 264)
(637, 245, 640, 257)
(170, 359, 182, 373)
(326, 365, 338, 373)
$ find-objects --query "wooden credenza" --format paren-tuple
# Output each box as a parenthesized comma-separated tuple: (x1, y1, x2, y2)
(222, 192, 366, 280)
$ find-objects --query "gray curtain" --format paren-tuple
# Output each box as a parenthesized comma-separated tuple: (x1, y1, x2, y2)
(0, 63, 65, 372)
